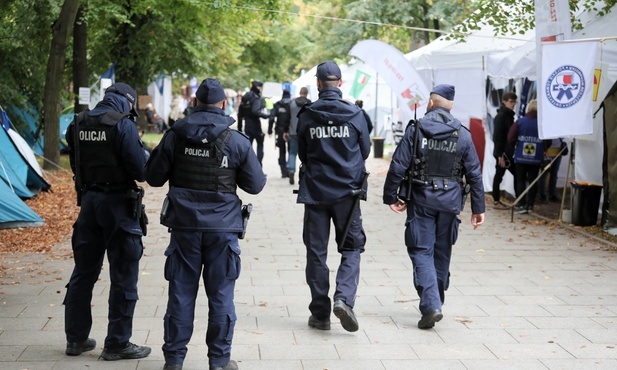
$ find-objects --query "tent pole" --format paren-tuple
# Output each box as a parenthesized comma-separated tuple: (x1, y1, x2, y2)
(559, 141, 573, 222)
(374, 73, 379, 137)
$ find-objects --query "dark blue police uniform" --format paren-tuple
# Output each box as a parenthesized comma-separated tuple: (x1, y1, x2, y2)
(146, 78, 266, 369)
(64, 84, 149, 355)
(297, 82, 370, 330)
(383, 85, 485, 328)
(268, 90, 292, 178)
(237, 81, 269, 166)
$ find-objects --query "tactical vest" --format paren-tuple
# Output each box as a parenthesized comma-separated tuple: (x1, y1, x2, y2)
(240, 92, 258, 117)
(412, 126, 463, 188)
(514, 116, 544, 165)
(77, 111, 132, 190)
(274, 100, 291, 130)
(171, 128, 237, 192)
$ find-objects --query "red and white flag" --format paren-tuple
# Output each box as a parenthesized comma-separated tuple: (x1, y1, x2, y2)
(540, 41, 598, 138)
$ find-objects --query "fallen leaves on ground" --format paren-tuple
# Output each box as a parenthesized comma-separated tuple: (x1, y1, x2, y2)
(0, 169, 78, 277)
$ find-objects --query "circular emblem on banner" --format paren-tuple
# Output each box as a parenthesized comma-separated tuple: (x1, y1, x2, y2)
(545, 65, 586, 108)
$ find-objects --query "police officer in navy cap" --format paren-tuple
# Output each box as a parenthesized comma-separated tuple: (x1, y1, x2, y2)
(146, 78, 267, 370)
(64, 82, 151, 360)
(296, 60, 370, 332)
(268, 87, 293, 178)
(237, 80, 269, 166)
(383, 84, 485, 329)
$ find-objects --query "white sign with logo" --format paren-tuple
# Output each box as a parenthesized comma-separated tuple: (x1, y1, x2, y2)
(540, 41, 598, 138)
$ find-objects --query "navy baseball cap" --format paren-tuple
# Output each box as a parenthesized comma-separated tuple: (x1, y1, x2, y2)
(316, 61, 342, 81)
(106, 82, 139, 116)
(430, 84, 455, 101)
(195, 78, 226, 104)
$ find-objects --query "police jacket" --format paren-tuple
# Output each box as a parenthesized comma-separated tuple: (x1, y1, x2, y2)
(492, 105, 516, 158)
(237, 88, 269, 133)
(512, 111, 544, 165)
(66, 94, 147, 190)
(383, 107, 485, 215)
(145, 105, 267, 232)
(296, 87, 370, 205)
(268, 96, 292, 135)
(288, 96, 311, 135)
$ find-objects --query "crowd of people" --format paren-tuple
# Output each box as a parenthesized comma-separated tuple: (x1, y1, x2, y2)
(65, 63, 570, 370)
(492, 92, 566, 214)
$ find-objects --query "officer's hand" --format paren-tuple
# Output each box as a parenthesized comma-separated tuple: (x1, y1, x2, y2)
(471, 213, 484, 229)
(498, 156, 505, 168)
(389, 200, 407, 214)
(283, 132, 289, 141)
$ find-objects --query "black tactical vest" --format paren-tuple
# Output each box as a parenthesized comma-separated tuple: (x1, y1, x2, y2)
(171, 128, 237, 192)
(77, 111, 132, 190)
(413, 126, 463, 187)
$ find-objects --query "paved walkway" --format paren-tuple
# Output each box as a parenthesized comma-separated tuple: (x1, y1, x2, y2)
(1, 132, 617, 370)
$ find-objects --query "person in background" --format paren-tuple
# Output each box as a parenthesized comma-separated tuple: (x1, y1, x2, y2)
(539, 138, 566, 203)
(237, 81, 269, 166)
(269, 88, 293, 178)
(146, 78, 267, 370)
(169, 93, 185, 128)
(354, 99, 373, 135)
(284, 87, 311, 185)
(508, 99, 544, 214)
(492, 92, 518, 210)
(145, 103, 168, 133)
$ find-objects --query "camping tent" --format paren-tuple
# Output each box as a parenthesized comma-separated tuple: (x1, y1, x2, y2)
(0, 179, 44, 229)
(0, 125, 50, 199)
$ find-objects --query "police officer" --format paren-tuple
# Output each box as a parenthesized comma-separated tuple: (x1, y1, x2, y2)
(268, 88, 292, 178)
(383, 84, 485, 329)
(237, 80, 269, 166)
(284, 86, 311, 185)
(64, 82, 151, 360)
(146, 78, 267, 370)
(297, 61, 370, 332)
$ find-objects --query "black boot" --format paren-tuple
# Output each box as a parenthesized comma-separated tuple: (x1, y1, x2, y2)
(289, 172, 294, 185)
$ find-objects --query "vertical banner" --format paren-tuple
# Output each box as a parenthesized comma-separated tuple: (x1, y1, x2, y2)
(535, 0, 572, 137)
(349, 40, 430, 125)
(540, 41, 598, 137)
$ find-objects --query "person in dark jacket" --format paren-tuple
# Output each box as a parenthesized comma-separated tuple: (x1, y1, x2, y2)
(237, 80, 269, 166)
(146, 78, 267, 370)
(492, 92, 518, 209)
(507, 99, 544, 214)
(383, 84, 485, 330)
(64, 82, 151, 361)
(269, 89, 293, 178)
(297, 61, 370, 333)
(284, 86, 311, 185)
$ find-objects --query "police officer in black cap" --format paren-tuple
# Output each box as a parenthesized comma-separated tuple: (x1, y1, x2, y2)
(146, 78, 267, 370)
(268, 87, 293, 178)
(237, 80, 269, 166)
(383, 84, 485, 330)
(296, 61, 370, 333)
(64, 82, 151, 360)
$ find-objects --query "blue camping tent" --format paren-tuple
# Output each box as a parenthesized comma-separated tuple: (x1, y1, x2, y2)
(0, 125, 51, 199)
(0, 179, 44, 229)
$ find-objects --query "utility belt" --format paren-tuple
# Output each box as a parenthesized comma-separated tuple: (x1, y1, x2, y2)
(86, 183, 133, 194)
(412, 177, 462, 191)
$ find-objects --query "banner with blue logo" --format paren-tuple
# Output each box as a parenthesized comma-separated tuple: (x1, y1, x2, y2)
(540, 41, 598, 138)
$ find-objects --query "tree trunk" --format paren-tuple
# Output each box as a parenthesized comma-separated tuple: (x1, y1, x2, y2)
(43, 0, 80, 170)
(421, 4, 430, 45)
(433, 18, 440, 40)
(73, 4, 88, 114)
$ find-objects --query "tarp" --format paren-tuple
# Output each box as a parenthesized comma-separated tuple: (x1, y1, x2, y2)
(0, 179, 44, 229)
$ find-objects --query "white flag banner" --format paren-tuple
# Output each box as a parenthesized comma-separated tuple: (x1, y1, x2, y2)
(540, 41, 598, 138)
(349, 40, 430, 125)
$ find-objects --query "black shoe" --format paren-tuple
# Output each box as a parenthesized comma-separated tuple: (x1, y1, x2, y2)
(210, 360, 238, 370)
(100, 342, 151, 361)
(289, 172, 295, 185)
(333, 299, 359, 332)
(164, 364, 183, 370)
(549, 196, 560, 203)
(418, 309, 443, 329)
(66, 338, 96, 356)
(282, 173, 288, 178)
(308, 315, 331, 330)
